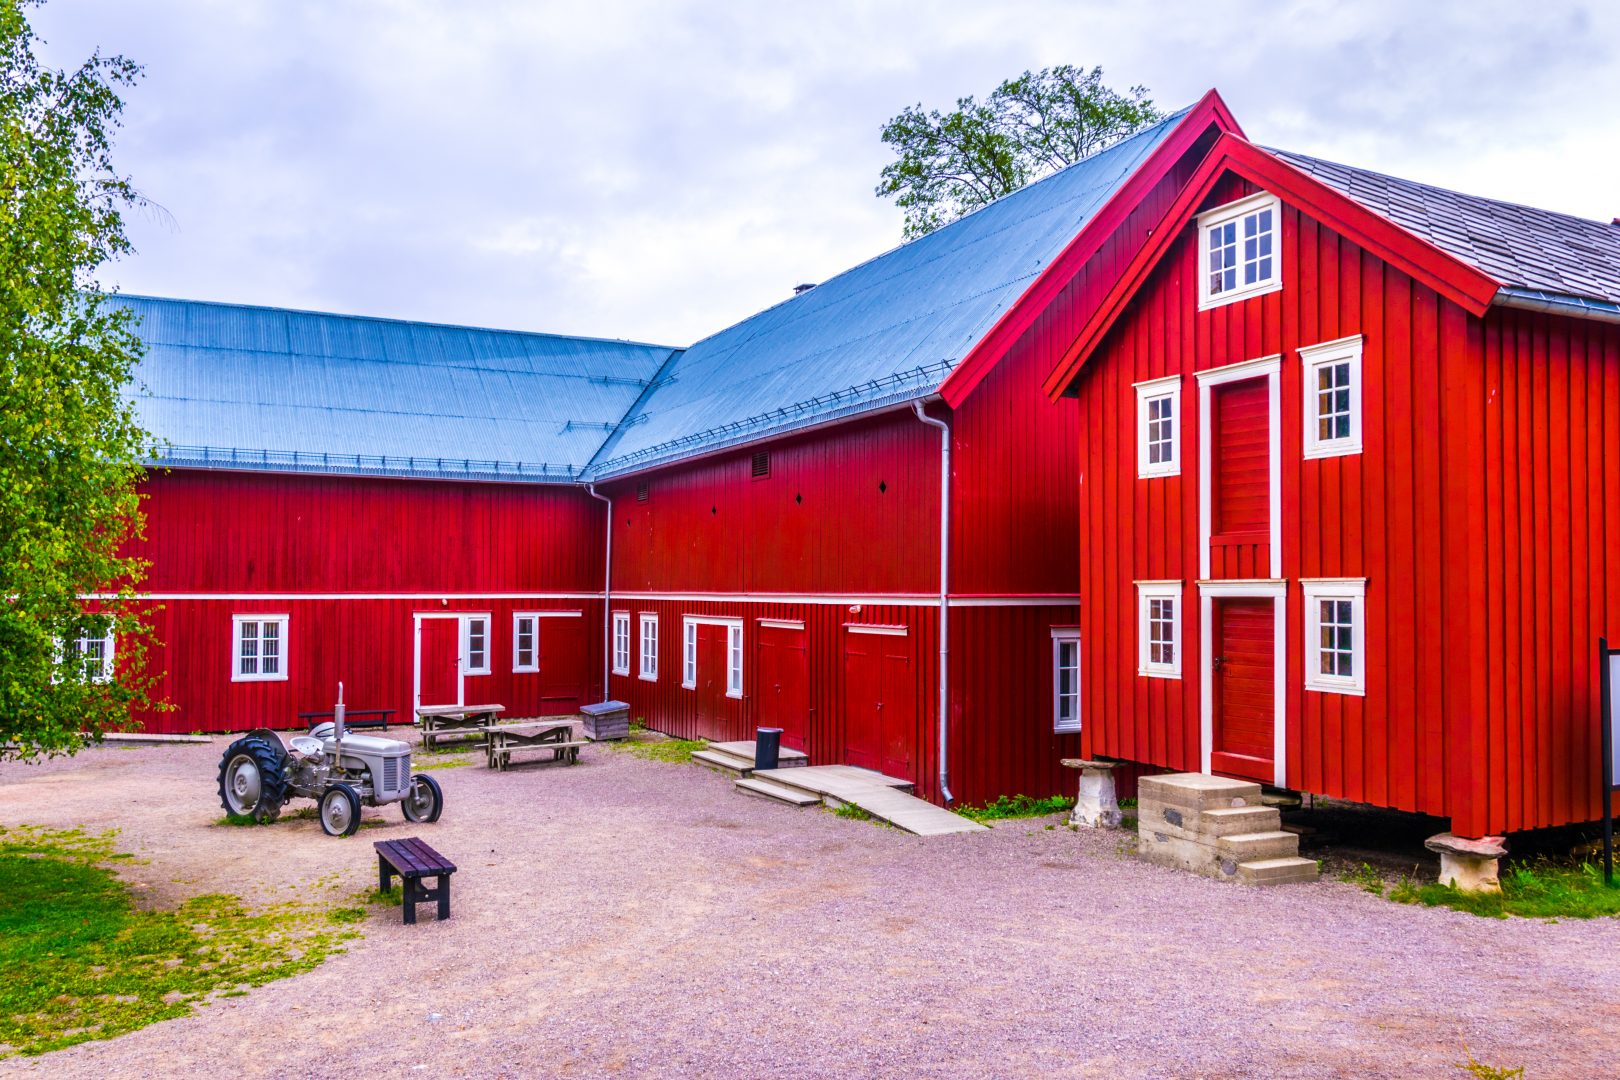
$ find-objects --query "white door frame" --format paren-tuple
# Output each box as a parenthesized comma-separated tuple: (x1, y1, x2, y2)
(1199, 580, 1288, 787)
(413, 612, 472, 714)
(1196, 355, 1282, 580)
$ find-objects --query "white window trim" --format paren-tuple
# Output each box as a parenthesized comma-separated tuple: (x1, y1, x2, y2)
(639, 613, 659, 682)
(1197, 191, 1283, 310)
(461, 614, 492, 676)
(1299, 335, 1364, 459)
(1196, 355, 1283, 581)
(1134, 374, 1180, 478)
(512, 612, 540, 673)
(726, 623, 744, 699)
(1051, 628, 1081, 734)
(682, 619, 698, 689)
(680, 616, 745, 695)
(1135, 582, 1182, 679)
(1197, 580, 1288, 787)
(57, 625, 116, 684)
(611, 611, 631, 676)
(232, 614, 290, 683)
(1302, 578, 1367, 696)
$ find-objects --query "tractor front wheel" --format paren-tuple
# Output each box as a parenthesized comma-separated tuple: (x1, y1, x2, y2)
(218, 736, 289, 823)
(319, 783, 361, 837)
(400, 774, 443, 824)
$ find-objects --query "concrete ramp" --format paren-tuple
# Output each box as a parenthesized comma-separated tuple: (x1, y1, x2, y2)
(748, 765, 987, 836)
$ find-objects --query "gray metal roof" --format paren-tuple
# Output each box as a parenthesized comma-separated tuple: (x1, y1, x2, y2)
(1274, 149, 1620, 309)
(119, 295, 678, 482)
(589, 109, 1191, 476)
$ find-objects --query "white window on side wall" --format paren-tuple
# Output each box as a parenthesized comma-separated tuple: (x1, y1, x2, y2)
(726, 623, 743, 698)
(682, 619, 697, 689)
(612, 611, 631, 676)
(232, 614, 289, 682)
(1198, 192, 1281, 310)
(56, 620, 115, 684)
(1302, 579, 1366, 695)
(1299, 335, 1364, 459)
(513, 613, 539, 673)
(1135, 374, 1180, 478)
(462, 615, 490, 675)
(639, 613, 659, 681)
(1136, 583, 1181, 679)
(1051, 629, 1080, 733)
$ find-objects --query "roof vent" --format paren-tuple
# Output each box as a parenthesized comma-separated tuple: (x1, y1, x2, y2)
(636, 481, 648, 503)
(793, 283, 817, 295)
(751, 450, 771, 479)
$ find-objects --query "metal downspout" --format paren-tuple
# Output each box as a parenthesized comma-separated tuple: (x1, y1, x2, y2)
(587, 484, 612, 702)
(912, 400, 954, 805)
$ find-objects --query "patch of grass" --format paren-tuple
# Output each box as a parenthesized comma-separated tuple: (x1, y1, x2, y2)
(1337, 862, 1387, 895)
(833, 803, 872, 821)
(0, 825, 357, 1058)
(609, 733, 707, 764)
(955, 794, 1076, 822)
(325, 905, 368, 925)
(1456, 1047, 1525, 1078)
(213, 814, 268, 827)
(1120, 814, 1138, 831)
(413, 754, 474, 772)
(1390, 859, 1620, 920)
(367, 885, 403, 906)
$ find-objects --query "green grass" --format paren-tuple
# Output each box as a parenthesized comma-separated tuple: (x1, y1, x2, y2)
(1388, 859, 1620, 919)
(1337, 862, 1388, 895)
(413, 754, 474, 771)
(955, 794, 1076, 822)
(0, 825, 358, 1058)
(1456, 1048, 1525, 1078)
(609, 733, 707, 764)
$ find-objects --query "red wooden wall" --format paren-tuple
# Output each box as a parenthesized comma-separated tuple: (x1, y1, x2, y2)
(1067, 168, 1620, 836)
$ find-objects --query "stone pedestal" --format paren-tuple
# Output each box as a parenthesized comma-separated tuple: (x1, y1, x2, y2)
(1424, 833, 1508, 893)
(1060, 758, 1122, 828)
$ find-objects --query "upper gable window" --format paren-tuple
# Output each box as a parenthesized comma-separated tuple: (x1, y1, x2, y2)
(1198, 193, 1281, 310)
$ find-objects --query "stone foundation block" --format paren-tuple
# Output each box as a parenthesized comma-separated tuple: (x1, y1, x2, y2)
(1425, 833, 1508, 894)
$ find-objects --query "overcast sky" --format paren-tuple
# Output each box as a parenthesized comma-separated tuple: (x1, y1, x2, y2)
(35, 0, 1620, 347)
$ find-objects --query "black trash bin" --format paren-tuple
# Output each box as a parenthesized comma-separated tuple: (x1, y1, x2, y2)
(755, 727, 784, 772)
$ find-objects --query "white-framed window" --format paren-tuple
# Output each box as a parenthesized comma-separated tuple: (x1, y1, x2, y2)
(232, 614, 289, 682)
(463, 615, 490, 675)
(682, 619, 698, 689)
(612, 611, 631, 676)
(1299, 335, 1364, 459)
(639, 613, 658, 681)
(56, 621, 116, 684)
(1198, 192, 1281, 310)
(1302, 579, 1366, 695)
(1051, 629, 1080, 733)
(1135, 374, 1180, 478)
(513, 613, 539, 673)
(1136, 583, 1181, 679)
(726, 623, 744, 698)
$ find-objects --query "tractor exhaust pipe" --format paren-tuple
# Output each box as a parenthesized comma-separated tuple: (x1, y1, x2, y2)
(333, 681, 346, 763)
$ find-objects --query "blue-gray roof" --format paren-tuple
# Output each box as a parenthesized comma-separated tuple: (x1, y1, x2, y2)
(119, 295, 678, 482)
(588, 109, 1191, 476)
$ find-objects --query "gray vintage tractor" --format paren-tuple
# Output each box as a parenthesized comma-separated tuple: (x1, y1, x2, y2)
(216, 684, 443, 836)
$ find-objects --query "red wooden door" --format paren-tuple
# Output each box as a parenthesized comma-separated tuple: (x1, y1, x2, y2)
(756, 624, 809, 752)
(1211, 597, 1275, 782)
(539, 617, 585, 713)
(1210, 377, 1270, 578)
(842, 629, 913, 779)
(418, 617, 461, 709)
(878, 639, 914, 780)
(694, 622, 730, 736)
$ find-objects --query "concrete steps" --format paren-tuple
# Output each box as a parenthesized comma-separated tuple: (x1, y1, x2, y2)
(691, 740, 808, 779)
(1137, 773, 1318, 887)
(735, 775, 821, 806)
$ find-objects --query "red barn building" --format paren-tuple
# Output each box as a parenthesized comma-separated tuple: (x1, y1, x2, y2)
(1044, 131, 1620, 839)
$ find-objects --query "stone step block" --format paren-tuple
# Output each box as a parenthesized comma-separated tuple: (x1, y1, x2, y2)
(734, 776, 821, 806)
(1216, 830, 1300, 862)
(1138, 773, 1263, 813)
(690, 749, 751, 777)
(1237, 856, 1320, 886)
(1137, 829, 1227, 878)
(1199, 805, 1282, 837)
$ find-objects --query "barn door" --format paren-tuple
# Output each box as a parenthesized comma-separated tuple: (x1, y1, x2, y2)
(756, 623, 808, 752)
(538, 614, 585, 713)
(1209, 376, 1271, 578)
(416, 616, 461, 710)
(843, 626, 912, 780)
(1210, 597, 1275, 782)
(694, 621, 731, 737)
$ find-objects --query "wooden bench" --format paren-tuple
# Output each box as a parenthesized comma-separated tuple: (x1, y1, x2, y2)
(374, 837, 456, 925)
(300, 708, 395, 730)
(486, 720, 588, 771)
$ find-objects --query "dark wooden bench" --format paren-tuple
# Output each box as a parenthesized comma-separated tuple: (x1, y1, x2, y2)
(374, 837, 456, 925)
(301, 708, 395, 730)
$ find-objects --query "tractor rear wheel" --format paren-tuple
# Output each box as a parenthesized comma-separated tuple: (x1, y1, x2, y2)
(400, 774, 443, 823)
(319, 783, 361, 837)
(218, 736, 289, 823)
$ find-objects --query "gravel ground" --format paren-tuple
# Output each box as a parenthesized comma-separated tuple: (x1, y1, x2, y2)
(0, 737, 1615, 1079)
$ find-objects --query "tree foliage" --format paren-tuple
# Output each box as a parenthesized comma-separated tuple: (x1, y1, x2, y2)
(876, 65, 1165, 239)
(0, 0, 158, 759)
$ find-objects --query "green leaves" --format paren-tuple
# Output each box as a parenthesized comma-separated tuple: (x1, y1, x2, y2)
(876, 64, 1164, 240)
(0, 0, 159, 760)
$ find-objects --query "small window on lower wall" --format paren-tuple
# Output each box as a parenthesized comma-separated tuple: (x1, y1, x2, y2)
(1136, 583, 1181, 679)
(682, 619, 697, 688)
(233, 614, 289, 682)
(639, 613, 659, 681)
(463, 615, 491, 675)
(513, 614, 539, 673)
(1302, 579, 1366, 695)
(1051, 629, 1080, 733)
(727, 623, 743, 698)
(612, 611, 631, 676)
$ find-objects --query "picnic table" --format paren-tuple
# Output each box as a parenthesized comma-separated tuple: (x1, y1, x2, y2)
(415, 703, 505, 751)
(300, 708, 395, 730)
(486, 719, 588, 771)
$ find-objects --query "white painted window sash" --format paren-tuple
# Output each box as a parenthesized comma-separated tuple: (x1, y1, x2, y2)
(639, 613, 658, 682)
(232, 614, 289, 682)
(682, 618, 697, 689)
(1301, 578, 1367, 696)
(1197, 192, 1282, 310)
(462, 615, 491, 675)
(512, 613, 539, 673)
(1134, 374, 1180, 478)
(1051, 628, 1081, 733)
(612, 611, 630, 676)
(1299, 335, 1364, 459)
(1135, 582, 1181, 679)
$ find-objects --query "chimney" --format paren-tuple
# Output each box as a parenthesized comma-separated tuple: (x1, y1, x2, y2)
(793, 283, 817, 296)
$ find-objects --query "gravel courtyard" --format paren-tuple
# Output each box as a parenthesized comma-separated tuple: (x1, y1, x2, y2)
(0, 737, 1614, 1079)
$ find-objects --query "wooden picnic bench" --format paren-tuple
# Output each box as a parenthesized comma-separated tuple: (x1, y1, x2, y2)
(374, 837, 456, 925)
(486, 719, 588, 771)
(414, 703, 504, 750)
(300, 708, 395, 730)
